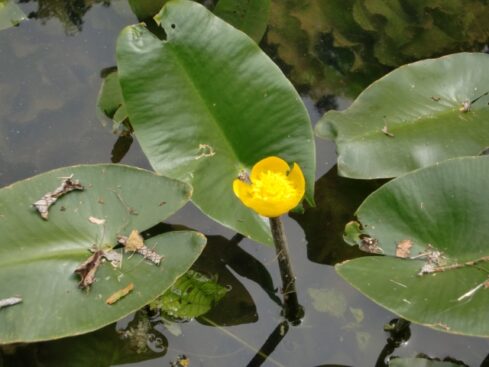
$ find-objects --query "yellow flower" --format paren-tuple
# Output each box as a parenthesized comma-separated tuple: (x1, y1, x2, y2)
(233, 156, 305, 218)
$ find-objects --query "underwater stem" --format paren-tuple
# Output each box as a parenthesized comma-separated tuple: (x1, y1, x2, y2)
(269, 217, 304, 324)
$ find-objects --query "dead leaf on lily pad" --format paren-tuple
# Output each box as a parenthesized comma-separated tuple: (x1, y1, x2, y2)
(396, 240, 413, 258)
(117, 230, 164, 265)
(74, 250, 103, 289)
(33, 175, 84, 220)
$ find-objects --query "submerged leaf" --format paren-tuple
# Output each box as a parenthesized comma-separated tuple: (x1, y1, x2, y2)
(0, 0, 26, 31)
(150, 270, 229, 319)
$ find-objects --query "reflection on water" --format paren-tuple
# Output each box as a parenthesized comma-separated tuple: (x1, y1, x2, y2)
(3, 0, 489, 366)
(264, 0, 489, 99)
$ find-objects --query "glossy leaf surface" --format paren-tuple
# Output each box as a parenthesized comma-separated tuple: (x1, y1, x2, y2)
(316, 53, 489, 178)
(337, 156, 489, 336)
(117, 0, 315, 244)
(0, 164, 205, 343)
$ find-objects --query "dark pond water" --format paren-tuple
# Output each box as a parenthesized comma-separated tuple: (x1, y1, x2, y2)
(2, 1, 489, 366)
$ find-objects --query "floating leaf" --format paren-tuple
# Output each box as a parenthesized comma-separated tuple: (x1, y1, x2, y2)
(337, 156, 489, 336)
(0, 0, 26, 31)
(0, 164, 205, 343)
(116, 0, 315, 245)
(317, 53, 489, 179)
(96, 69, 131, 137)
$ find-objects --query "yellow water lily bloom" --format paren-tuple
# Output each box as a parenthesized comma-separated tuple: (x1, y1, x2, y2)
(233, 156, 305, 218)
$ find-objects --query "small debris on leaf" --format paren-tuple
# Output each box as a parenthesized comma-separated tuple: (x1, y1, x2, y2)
(395, 240, 413, 258)
(359, 235, 383, 254)
(171, 355, 190, 367)
(195, 143, 215, 160)
(414, 245, 446, 275)
(88, 216, 106, 225)
(106, 283, 134, 305)
(117, 230, 164, 265)
(33, 175, 84, 220)
(381, 125, 394, 137)
(0, 296, 22, 310)
(103, 249, 122, 268)
(124, 229, 144, 252)
(457, 282, 484, 301)
(75, 250, 104, 289)
(431, 96, 441, 102)
(459, 100, 471, 112)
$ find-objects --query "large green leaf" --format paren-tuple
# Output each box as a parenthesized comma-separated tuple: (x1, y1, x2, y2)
(214, 0, 270, 43)
(0, 164, 206, 343)
(336, 156, 489, 336)
(116, 0, 315, 245)
(0, 0, 26, 30)
(316, 53, 489, 178)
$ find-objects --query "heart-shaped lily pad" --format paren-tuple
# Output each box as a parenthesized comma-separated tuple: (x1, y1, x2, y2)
(316, 52, 489, 179)
(116, 0, 315, 245)
(337, 156, 489, 336)
(0, 164, 206, 343)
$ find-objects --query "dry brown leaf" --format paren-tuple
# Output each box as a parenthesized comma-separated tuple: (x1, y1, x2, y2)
(396, 240, 413, 258)
(125, 229, 144, 252)
(117, 231, 164, 266)
(33, 175, 84, 220)
(74, 250, 103, 289)
(106, 283, 134, 305)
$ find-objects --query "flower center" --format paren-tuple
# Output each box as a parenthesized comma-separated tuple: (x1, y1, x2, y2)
(251, 170, 297, 202)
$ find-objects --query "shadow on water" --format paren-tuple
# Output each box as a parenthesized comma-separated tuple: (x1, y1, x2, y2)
(291, 166, 384, 265)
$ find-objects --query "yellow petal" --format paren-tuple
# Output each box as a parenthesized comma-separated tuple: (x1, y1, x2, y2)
(251, 199, 291, 218)
(250, 156, 290, 181)
(288, 163, 305, 201)
(233, 179, 253, 205)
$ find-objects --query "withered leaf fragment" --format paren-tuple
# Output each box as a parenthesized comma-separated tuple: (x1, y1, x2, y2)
(106, 283, 134, 305)
(359, 235, 383, 254)
(396, 240, 413, 258)
(33, 175, 84, 220)
(117, 229, 164, 265)
(0, 296, 22, 310)
(74, 250, 103, 289)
